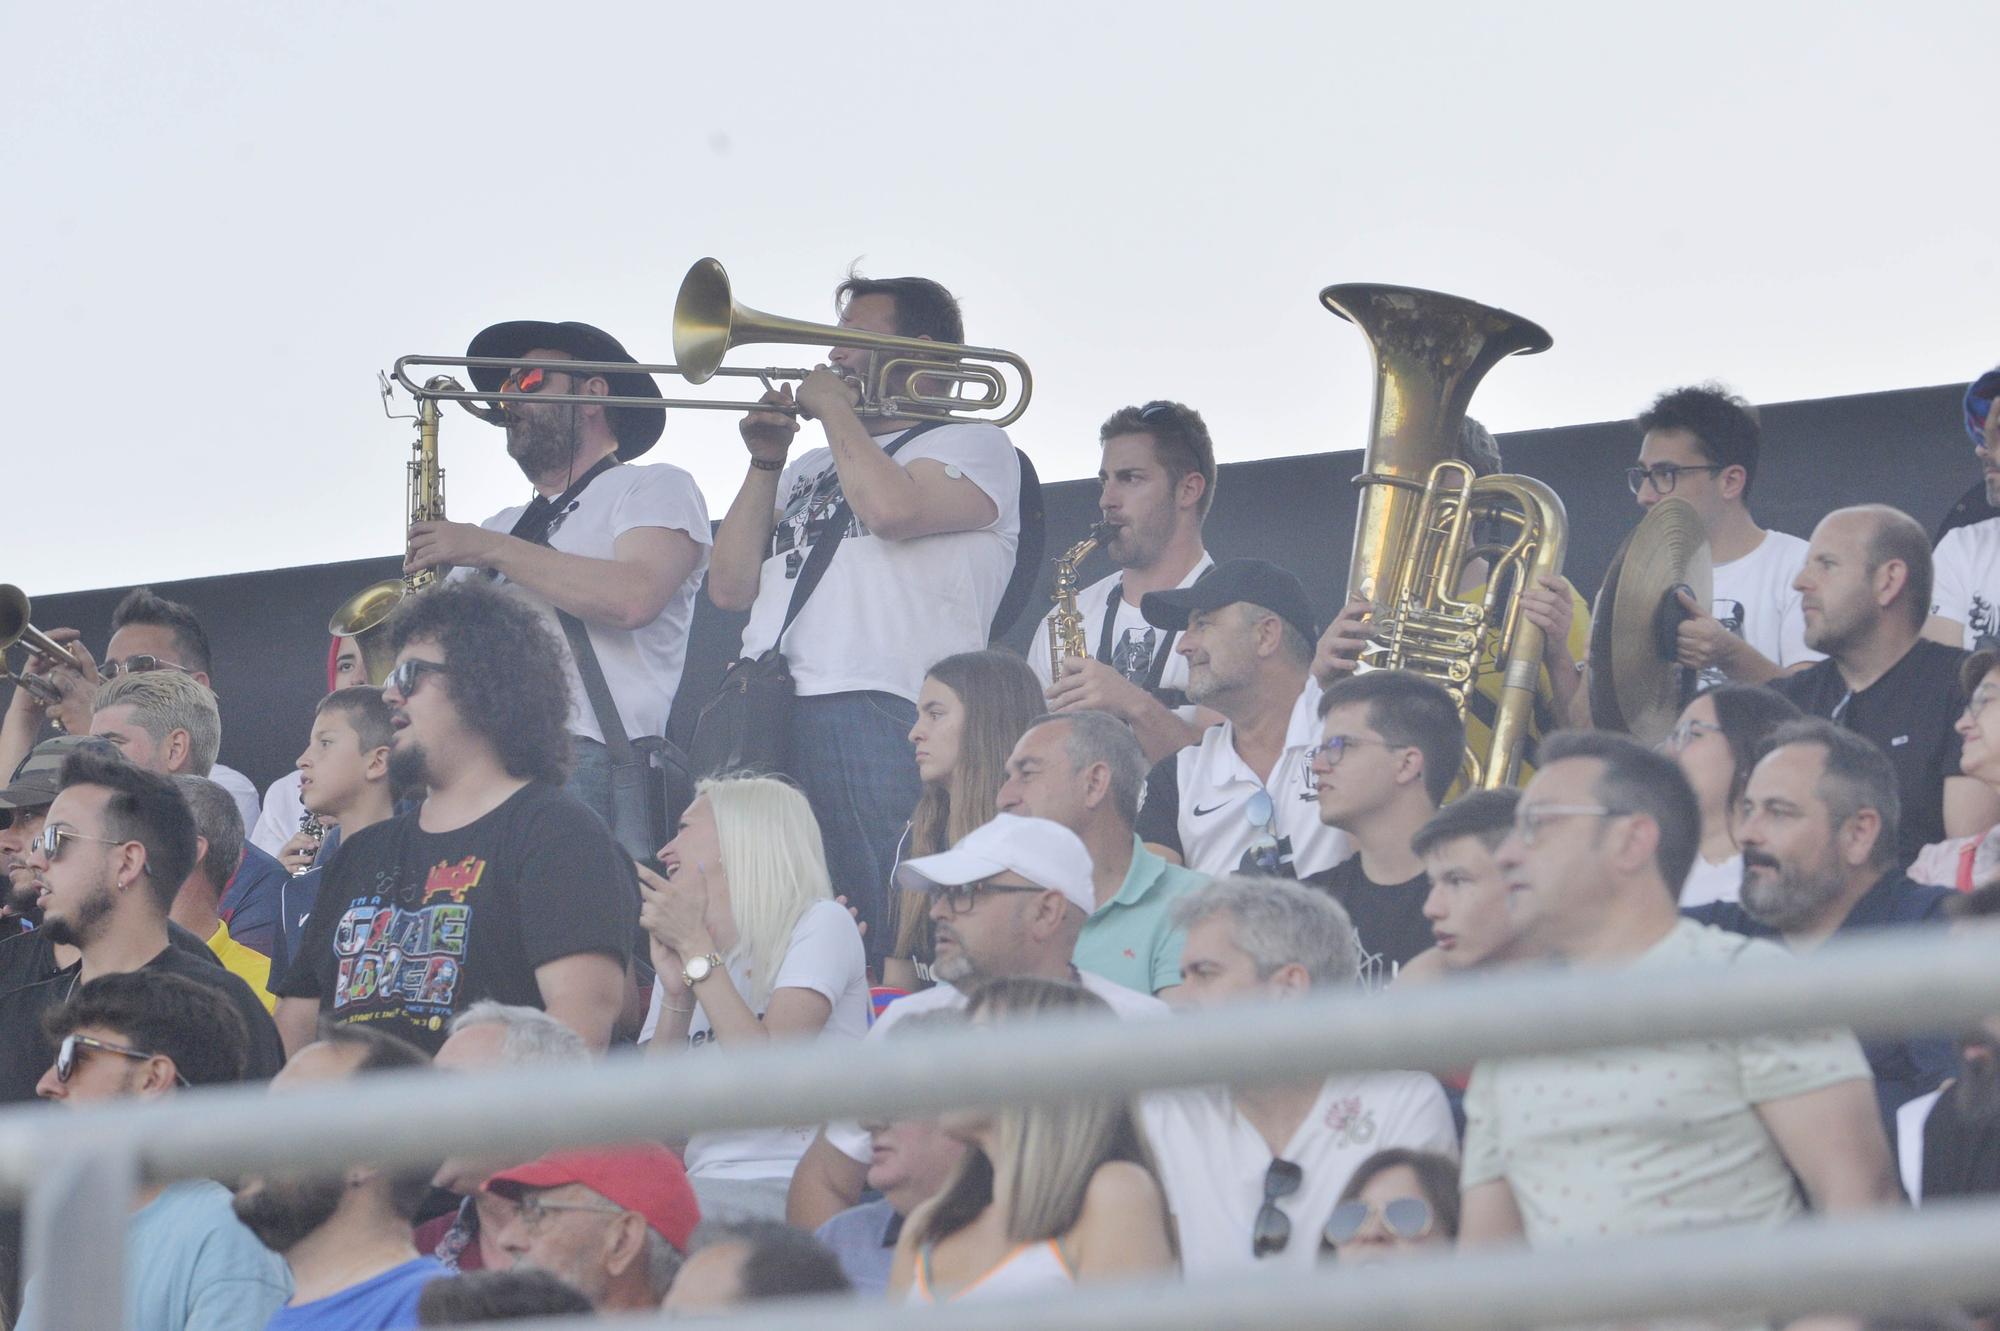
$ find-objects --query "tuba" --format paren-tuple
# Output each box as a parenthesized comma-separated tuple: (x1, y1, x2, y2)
(1323, 284, 1562, 789)
(327, 376, 464, 685)
(1048, 523, 1113, 681)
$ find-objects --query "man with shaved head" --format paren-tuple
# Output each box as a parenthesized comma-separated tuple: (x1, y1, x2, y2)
(1774, 504, 2000, 864)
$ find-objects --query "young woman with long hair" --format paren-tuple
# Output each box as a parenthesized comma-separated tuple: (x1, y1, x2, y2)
(890, 977, 1176, 1301)
(882, 650, 1046, 990)
(638, 775, 870, 1221)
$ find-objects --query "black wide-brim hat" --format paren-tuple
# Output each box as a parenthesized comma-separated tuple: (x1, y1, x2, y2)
(466, 320, 666, 461)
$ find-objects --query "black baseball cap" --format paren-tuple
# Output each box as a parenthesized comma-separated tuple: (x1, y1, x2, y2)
(1140, 559, 1319, 644)
(465, 321, 666, 460)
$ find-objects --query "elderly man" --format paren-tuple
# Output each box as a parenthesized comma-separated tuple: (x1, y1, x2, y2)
(485, 1145, 700, 1313)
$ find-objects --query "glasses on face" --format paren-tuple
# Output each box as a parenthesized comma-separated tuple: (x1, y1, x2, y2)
(515, 1194, 627, 1230)
(1305, 734, 1401, 769)
(1965, 688, 2000, 723)
(498, 366, 599, 395)
(1251, 1157, 1302, 1258)
(98, 655, 195, 681)
(1658, 717, 1722, 753)
(54, 1033, 186, 1086)
(1323, 1196, 1435, 1246)
(1511, 803, 1622, 847)
(1625, 463, 1724, 496)
(383, 658, 448, 701)
(34, 825, 131, 862)
(933, 877, 1045, 917)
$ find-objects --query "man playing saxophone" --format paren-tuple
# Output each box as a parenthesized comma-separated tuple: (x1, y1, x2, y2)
(1031, 401, 1220, 763)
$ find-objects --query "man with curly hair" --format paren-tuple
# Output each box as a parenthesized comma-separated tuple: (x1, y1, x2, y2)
(273, 582, 638, 1054)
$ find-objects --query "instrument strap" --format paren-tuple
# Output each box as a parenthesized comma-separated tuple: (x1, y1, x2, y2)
(1097, 584, 1177, 693)
(498, 453, 622, 551)
(774, 423, 935, 650)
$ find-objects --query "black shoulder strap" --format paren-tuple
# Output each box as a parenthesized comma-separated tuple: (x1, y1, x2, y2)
(990, 448, 1045, 641)
(777, 424, 938, 649)
(556, 611, 635, 759)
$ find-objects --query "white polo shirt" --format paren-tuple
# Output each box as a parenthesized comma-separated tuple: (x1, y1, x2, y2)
(823, 971, 1166, 1164)
(1143, 1071, 1457, 1276)
(1135, 677, 1353, 879)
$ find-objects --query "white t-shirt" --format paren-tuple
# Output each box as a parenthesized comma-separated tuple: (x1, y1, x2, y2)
(1137, 677, 1353, 880)
(1144, 1071, 1457, 1276)
(208, 763, 262, 834)
(249, 769, 307, 858)
(823, 970, 1167, 1164)
(1679, 852, 1743, 908)
(640, 899, 870, 1180)
(1026, 556, 1215, 700)
(1702, 529, 1820, 689)
(1897, 1085, 1945, 1204)
(468, 462, 711, 744)
(738, 423, 1021, 701)
(1931, 516, 2000, 650)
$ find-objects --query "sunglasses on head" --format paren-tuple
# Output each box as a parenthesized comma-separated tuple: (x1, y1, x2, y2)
(1251, 1157, 1302, 1258)
(1323, 1196, 1435, 1246)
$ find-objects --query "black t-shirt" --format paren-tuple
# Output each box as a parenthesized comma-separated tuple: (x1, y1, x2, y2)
(275, 782, 637, 1053)
(1301, 858, 1433, 988)
(0, 931, 283, 1105)
(1772, 639, 1971, 865)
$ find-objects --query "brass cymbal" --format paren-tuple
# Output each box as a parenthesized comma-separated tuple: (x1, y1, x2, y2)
(1587, 497, 1714, 745)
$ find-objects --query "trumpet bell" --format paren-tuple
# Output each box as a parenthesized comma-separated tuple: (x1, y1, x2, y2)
(327, 579, 409, 686)
(672, 258, 735, 385)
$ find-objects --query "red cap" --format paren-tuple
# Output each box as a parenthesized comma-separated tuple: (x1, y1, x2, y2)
(484, 1145, 700, 1252)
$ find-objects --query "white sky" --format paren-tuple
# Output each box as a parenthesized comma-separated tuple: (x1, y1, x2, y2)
(6, 1, 1993, 595)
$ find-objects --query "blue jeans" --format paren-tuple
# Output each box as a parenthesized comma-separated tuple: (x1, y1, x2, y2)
(566, 735, 661, 864)
(791, 691, 922, 963)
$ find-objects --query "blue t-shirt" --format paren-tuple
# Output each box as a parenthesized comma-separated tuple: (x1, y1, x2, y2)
(218, 842, 292, 959)
(266, 1256, 443, 1331)
(17, 1179, 291, 1331)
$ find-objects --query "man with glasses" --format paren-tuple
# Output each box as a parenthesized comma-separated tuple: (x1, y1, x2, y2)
(1460, 731, 1900, 1246)
(1301, 672, 1465, 987)
(403, 321, 709, 861)
(1134, 559, 1351, 880)
(1924, 364, 2000, 651)
(1628, 384, 1820, 687)
(784, 813, 1166, 1231)
(272, 580, 637, 1056)
(0, 747, 284, 1104)
(484, 1145, 699, 1313)
(1142, 875, 1454, 1276)
(1031, 400, 1220, 762)
(18, 970, 290, 1330)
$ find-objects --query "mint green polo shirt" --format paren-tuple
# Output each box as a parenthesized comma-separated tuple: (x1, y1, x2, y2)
(1073, 836, 1209, 995)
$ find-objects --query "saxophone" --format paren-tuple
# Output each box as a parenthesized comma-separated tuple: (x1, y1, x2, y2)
(1049, 523, 1114, 681)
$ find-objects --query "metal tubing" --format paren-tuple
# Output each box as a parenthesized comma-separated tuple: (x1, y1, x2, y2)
(26, 1146, 133, 1331)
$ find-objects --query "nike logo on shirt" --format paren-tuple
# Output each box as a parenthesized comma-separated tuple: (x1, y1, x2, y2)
(1192, 802, 1230, 817)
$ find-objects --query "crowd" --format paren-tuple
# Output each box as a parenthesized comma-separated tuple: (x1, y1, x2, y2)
(0, 274, 1995, 1330)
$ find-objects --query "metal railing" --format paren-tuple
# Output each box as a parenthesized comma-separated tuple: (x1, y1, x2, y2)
(8, 929, 2000, 1330)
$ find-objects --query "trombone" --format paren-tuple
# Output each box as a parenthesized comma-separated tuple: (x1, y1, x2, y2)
(391, 258, 1032, 428)
(1, 585, 87, 706)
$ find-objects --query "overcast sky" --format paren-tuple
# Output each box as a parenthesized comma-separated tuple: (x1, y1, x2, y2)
(6, 1, 1993, 597)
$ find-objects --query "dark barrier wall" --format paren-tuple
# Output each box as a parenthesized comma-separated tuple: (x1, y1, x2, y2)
(17, 382, 1975, 795)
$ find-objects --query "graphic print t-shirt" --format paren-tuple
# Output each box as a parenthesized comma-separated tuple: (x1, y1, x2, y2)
(1932, 516, 2000, 650)
(276, 783, 636, 1052)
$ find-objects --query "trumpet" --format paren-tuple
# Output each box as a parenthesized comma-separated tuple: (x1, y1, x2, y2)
(1, 585, 86, 706)
(391, 258, 1032, 428)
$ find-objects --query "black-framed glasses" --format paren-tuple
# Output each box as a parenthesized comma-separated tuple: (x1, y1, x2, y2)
(33, 825, 132, 863)
(98, 655, 195, 681)
(1305, 734, 1403, 769)
(1625, 463, 1723, 496)
(1252, 1157, 1302, 1258)
(54, 1033, 186, 1086)
(1323, 1196, 1434, 1246)
(383, 658, 448, 701)
(933, 877, 1044, 917)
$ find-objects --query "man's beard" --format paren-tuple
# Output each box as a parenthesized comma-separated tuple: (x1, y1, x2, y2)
(1739, 848, 1844, 934)
(41, 882, 117, 948)
(1107, 508, 1171, 570)
(389, 740, 432, 793)
(506, 407, 583, 481)
(4, 870, 42, 919)
(232, 1174, 347, 1254)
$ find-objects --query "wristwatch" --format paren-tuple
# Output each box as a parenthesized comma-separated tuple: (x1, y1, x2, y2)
(681, 953, 724, 989)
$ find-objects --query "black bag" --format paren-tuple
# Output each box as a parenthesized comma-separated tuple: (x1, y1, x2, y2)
(687, 426, 936, 779)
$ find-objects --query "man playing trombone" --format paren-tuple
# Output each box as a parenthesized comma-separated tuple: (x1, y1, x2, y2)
(707, 273, 1025, 958)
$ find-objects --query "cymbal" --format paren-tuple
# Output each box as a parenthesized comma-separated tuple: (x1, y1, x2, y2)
(1587, 498, 1714, 745)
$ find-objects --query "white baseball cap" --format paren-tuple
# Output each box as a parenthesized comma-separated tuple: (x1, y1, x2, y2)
(894, 813, 1096, 916)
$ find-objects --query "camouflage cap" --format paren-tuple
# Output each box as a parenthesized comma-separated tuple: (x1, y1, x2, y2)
(0, 736, 115, 811)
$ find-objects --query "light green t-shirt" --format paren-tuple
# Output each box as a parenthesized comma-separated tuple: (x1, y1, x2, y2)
(1073, 837, 1207, 995)
(1461, 918, 1873, 1246)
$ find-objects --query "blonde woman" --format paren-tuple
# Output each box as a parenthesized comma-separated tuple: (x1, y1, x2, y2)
(890, 977, 1176, 1302)
(638, 775, 869, 1222)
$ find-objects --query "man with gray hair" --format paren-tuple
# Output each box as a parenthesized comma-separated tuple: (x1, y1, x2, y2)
(170, 775, 275, 1008)
(485, 1143, 700, 1313)
(419, 1001, 592, 1272)
(997, 711, 1207, 996)
(1142, 875, 1455, 1276)
(1687, 719, 1955, 1120)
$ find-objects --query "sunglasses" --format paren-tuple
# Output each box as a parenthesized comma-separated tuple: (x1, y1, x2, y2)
(1323, 1196, 1435, 1245)
(54, 1033, 186, 1087)
(98, 655, 195, 681)
(382, 658, 448, 700)
(1251, 1157, 1302, 1258)
(499, 366, 601, 395)
(34, 825, 131, 862)
(1241, 788, 1283, 876)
